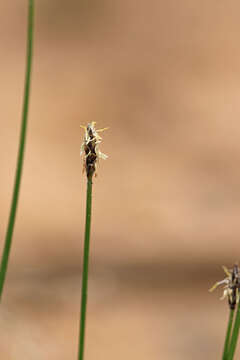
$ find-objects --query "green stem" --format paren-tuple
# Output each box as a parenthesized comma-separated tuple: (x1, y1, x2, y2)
(228, 304, 240, 360)
(0, 0, 34, 301)
(222, 309, 235, 360)
(78, 178, 93, 360)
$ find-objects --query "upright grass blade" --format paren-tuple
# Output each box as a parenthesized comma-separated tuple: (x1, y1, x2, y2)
(78, 178, 93, 360)
(222, 309, 235, 360)
(228, 304, 240, 360)
(0, 0, 34, 301)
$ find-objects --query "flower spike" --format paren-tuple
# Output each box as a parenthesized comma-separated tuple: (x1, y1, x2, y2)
(209, 264, 240, 310)
(80, 122, 108, 179)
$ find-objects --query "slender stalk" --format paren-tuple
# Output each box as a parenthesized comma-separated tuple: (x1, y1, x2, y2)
(228, 304, 240, 360)
(78, 178, 93, 360)
(222, 309, 235, 360)
(0, 0, 34, 301)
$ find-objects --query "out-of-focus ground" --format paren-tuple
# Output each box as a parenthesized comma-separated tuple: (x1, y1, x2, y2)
(0, 0, 240, 358)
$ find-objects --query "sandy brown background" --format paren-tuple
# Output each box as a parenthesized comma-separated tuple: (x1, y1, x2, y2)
(0, 0, 240, 358)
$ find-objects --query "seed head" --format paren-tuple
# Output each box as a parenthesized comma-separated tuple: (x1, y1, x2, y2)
(80, 122, 108, 179)
(209, 264, 240, 310)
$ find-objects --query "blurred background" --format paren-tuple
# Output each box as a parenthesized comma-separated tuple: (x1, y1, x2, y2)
(0, 0, 240, 358)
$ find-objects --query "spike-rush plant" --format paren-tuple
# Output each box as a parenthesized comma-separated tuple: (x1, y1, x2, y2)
(210, 264, 240, 359)
(0, 0, 34, 301)
(78, 123, 108, 360)
(3, 4, 239, 360)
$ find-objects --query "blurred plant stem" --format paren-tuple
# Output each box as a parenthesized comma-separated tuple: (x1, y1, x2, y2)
(0, 0, 34, 301)
(228, 304, 240, 360)
(78, 177, 93, 360)
(222, 309, 235, 360)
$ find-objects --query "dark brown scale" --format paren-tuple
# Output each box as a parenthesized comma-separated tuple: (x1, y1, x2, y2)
(84, 126, 97, 179)
(229, 288, 237, 310)
(228, 264, 240, 310)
